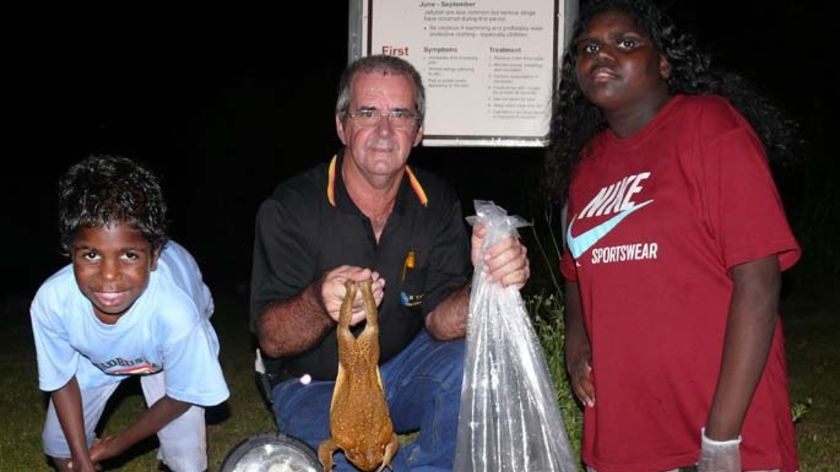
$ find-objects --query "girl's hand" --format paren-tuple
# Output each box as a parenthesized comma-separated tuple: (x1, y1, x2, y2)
(698, 428, 741, 472)
(567, 350, 595, 408)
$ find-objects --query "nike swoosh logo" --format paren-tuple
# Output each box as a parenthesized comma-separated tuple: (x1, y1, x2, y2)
(567, 199, 653, 258)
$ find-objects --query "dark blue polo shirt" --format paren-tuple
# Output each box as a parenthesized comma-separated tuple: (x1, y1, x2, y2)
(250, 152, 471, 381)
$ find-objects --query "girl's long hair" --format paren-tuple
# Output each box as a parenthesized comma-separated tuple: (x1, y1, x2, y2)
(544, 0, 799, 204)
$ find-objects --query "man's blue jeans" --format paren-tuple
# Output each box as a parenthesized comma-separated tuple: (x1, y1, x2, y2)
(272, 329, 465, 471)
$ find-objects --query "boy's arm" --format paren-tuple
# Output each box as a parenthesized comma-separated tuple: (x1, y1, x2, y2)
(701, 255, 780, 469)
(52, 377, 97, 472)
(89, 395, 191, 464)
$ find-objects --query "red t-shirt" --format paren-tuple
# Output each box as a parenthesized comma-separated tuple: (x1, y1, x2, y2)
(561, 95, 800, 472)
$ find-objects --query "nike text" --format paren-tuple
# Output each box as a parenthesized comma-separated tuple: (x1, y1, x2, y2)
(579, 172, 651, 218)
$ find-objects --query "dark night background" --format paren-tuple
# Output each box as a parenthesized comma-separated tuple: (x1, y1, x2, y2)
(2, 1, 835, 304)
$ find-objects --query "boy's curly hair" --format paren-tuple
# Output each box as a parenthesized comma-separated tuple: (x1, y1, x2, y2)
(58, 155, 168, 254)
(544, 0, 800, 204)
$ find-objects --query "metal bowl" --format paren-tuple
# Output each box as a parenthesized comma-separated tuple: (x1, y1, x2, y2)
(219, 431, 322, 472)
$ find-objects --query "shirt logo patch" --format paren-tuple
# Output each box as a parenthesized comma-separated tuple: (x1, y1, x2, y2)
(111, 364, 161, 375)
(95, 357, 162, 376)
(400, 249, 424, 307)
(400, 291, 424, 307)
(567, 172, 653, 259)
(567, 200, 652, 258)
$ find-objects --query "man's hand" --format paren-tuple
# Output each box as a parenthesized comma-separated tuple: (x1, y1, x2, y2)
(698, 428, 741, 472)
(471, 224, 530, 289)
(321, 266, 385, 325)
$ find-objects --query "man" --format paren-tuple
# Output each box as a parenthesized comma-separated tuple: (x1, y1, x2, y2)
(250, 55, 529, 471)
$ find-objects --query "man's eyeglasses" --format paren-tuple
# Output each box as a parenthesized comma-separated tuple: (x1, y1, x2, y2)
(345, 108, 418, 129)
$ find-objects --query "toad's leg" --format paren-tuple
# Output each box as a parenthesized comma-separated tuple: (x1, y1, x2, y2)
(318, 438, 339, 470)
(376, 433, 400, 472)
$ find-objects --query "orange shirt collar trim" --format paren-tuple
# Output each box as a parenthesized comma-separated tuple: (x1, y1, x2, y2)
(327, 154, 429, 208)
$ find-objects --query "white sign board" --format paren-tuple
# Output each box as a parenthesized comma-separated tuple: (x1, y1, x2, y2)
(351, 0, 571, 147)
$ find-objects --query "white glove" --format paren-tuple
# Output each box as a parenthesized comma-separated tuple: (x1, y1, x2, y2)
(698, 427, 741, 472)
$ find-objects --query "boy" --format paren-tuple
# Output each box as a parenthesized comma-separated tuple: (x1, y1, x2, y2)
(31, 155, 229, 472)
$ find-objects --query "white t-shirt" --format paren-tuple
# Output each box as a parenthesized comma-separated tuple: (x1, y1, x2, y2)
(31, 241, 229, 407)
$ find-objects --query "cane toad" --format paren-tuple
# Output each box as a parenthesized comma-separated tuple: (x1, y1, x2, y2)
(318, 280, 398, 471)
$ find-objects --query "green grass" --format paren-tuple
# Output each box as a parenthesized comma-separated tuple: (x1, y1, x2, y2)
(527, 292, 583, 465)
(2, 285, 837, 471)
(782, 291, 840, 472)
(0, 296, 48, 470)
(0, 294, 275, 472)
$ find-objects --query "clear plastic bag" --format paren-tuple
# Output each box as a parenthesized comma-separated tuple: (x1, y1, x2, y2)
(454, 200, 577, 472)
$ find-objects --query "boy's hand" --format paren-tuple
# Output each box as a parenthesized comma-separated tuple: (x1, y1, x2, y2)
(88, 436, 122, 466)
(64, 457, 101, 472)
(66, 437, 113, 471)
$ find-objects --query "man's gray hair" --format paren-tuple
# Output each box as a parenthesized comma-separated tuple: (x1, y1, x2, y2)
(335, 55, 426, 125)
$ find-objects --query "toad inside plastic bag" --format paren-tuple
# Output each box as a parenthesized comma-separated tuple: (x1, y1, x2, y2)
(454, 200, 577, 472)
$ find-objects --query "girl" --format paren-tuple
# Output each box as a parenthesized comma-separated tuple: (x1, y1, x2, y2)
(545, 1, 800, 471)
